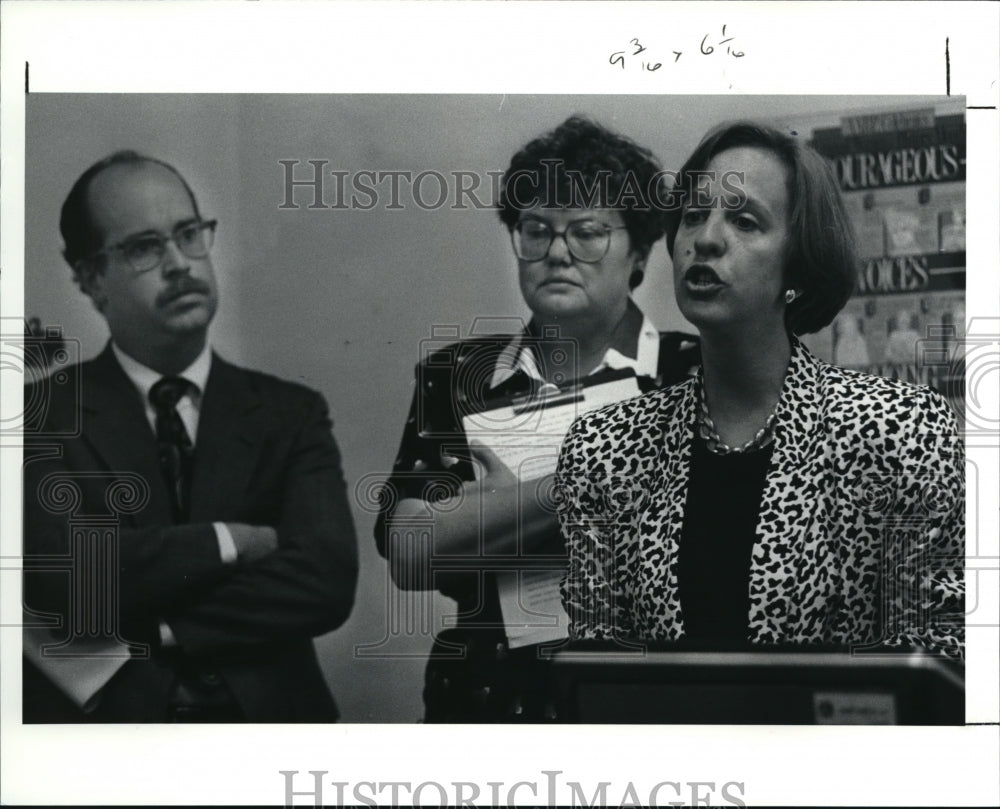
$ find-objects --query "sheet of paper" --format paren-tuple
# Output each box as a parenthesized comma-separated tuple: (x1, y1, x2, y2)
(495, 569, 570, 649)
(22, 626, 130, 711)
(462, 375, 642, 481)
(465, 376, 641, 643)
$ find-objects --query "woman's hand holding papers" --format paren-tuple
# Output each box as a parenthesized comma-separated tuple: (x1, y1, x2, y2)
(385, 442, 561, 590)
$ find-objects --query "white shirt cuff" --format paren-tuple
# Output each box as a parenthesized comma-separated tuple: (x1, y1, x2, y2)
(159, 621, 178, 648)
(214, 521, 238, 564)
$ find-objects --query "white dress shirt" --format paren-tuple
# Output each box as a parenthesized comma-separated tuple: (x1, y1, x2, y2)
(112, 343, 237, 564)
(112, 343, 237, 649)
(489, 315, 661, 390)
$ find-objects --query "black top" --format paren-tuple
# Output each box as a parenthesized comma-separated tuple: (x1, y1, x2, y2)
(678, 435, 774, 644)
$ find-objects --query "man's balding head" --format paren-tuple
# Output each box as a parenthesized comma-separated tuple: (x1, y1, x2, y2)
(61, 153, 218, 373)
(61, 151, 201, 271)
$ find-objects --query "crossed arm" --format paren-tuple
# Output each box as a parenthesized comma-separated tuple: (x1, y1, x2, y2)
(23, 389, 359, 656)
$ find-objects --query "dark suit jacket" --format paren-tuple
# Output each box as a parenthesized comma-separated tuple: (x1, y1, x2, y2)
(23, 345, 359, 722)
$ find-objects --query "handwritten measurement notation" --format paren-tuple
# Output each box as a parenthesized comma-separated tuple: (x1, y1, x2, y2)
(609, 26, 745, 73)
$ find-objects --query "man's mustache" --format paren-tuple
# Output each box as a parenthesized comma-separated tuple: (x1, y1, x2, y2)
(157, 277, 212, 306)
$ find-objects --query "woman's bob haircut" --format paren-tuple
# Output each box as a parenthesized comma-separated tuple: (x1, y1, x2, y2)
(665, 121, 859, 336)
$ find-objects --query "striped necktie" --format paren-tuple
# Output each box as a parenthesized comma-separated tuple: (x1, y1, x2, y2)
(149, 376, 194, 522)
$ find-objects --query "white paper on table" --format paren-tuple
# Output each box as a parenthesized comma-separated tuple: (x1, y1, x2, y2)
(461, 375, 642, 481)
(496, 569, 570, 649)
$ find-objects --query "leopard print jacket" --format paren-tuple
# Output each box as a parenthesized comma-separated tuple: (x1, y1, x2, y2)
(556, 339, 964, 658)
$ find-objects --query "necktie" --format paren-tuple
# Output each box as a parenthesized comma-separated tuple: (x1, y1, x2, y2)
(149, 376, 194, 522)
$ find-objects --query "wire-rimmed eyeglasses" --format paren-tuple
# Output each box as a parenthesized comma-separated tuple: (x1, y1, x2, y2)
(511, 219, 628, 264)
(88, 219, 218, 273)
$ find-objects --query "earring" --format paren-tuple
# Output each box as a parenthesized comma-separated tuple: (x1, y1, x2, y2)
(784, 289, 799, 304)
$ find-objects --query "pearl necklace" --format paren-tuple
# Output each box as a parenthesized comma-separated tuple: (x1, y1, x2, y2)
(697, 378, 778, 456)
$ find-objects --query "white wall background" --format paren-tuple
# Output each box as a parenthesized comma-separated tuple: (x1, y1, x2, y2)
(25, 93, 953, 721)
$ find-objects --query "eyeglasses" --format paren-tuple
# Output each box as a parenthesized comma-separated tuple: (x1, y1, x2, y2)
(91, 220, 218, 273)
(511, 219, 628, 263)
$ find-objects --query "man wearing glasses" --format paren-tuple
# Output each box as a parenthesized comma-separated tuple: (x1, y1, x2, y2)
(22, 152, 358, 722)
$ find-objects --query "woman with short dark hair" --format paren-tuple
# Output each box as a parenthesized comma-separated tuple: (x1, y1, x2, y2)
(498, 114, 670, 290)
(663, 121, 858, 336)
(375, 115, 699, 721)
(558, 121, 963, 657)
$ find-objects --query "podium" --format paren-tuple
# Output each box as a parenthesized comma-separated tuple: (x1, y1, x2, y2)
(550, 643, 964, 724)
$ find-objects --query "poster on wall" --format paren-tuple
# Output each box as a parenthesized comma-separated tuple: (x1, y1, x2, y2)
(805, 105, 966, 416)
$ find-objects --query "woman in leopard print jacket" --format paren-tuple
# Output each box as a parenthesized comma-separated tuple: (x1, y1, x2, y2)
(557, 121, 963, 658)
